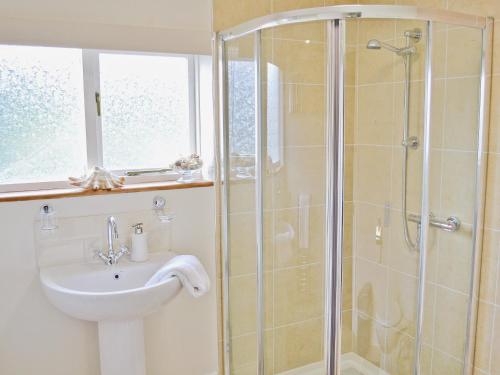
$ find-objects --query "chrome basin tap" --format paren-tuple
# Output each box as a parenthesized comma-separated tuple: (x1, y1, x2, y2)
(97, 216, 129, 265)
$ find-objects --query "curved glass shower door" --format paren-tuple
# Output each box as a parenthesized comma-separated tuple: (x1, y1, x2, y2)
(218, 6, 491, 375)
(222, 22, 329, 374)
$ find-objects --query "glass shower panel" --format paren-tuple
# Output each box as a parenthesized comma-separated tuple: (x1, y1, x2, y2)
(342, 18, 427, 374)
(224, 33, 259, 374)
(421, 23, 483, 374)
(260, 21, 327, 374)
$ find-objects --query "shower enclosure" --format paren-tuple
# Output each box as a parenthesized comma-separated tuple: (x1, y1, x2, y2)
(216, 5, 492, 375)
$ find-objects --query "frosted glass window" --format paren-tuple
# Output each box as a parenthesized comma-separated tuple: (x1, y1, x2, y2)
(0, 45, 86, 184)
(99, 53, 191, 170)
(227, 60, 255, 156)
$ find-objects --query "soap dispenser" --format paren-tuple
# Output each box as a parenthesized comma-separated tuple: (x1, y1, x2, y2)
(131, 223, 149, 262)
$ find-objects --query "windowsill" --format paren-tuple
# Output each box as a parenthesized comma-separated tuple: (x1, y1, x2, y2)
(0, 180, 214, 203)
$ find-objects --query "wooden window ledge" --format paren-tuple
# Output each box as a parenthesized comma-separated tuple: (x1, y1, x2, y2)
(0, 180, 214, 203)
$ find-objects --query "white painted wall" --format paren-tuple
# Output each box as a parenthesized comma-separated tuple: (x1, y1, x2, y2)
(0, 187, 218, 375)
(0, 0, 213, 53)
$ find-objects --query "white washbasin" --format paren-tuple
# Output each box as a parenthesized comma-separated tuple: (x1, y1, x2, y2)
(40, 251, 182, 322)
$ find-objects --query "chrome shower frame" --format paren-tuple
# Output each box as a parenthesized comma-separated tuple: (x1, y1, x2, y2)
(215, 5, 492, 375)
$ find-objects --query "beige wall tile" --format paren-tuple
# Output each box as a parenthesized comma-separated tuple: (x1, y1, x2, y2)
(229, 181, 255, 214)
(344, 145, 354, 202)
(356, 83, 395, 145)
(431, 349, 464, 375)
(484, 153, 500, 229)
(474, 302, 494, 372)
(345, 18, 360, 46)
(493, 21, 500, 76)
(443, 77, 480, 152)
(431, 28, 448, 79)
(354, 145, 392, 205)
(272, 22, 326, 43)
(479, 230, 499, 303)
(386, 269, 418, 337)
(344, 86, 356, 146)
(272, 39, 325, 84)
(345, 46, 358, 87)
(433, 287, 468, 358)
(213, 0, 270, 31)
(342, 310, 354, 353)
(437, 224, 473, 294)
(343, 256, 353, 310)
(230, 333, 257, 371)
(429, 79, 445, 148)
(230, 331, 275, 374)
(354, 316, 384, 367)
(282, 83, 326, 147)
(229, 212, 257, 276)
(275, 263, 323, 325)
(487, 75, 500, 153)
(344, 201, 354, 258)
(396, 0, 446, 6)
(357, 46, 395, 85)
(272, 146, 326, 209)
(358, 20, 395, 44)
(355, 257, 388, 321)
(383, 328, 415, 374)
(229, 272, 274, 336)
(446, 27, 483, 78)
(447, 0, 500, 18)
(229, 212, 273, 275)
(440, 150, 477, 225)
(491, 306, 500, 373)
(274, 318, 323, 372)
(422, 282, 436, 346)
(420, 344, 433, 375)
(272, 0, 324, 12)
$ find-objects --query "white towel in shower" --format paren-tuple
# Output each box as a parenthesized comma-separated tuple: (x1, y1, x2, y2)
(145, 255, 210, 298)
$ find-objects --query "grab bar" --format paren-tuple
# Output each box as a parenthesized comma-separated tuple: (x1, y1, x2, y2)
(407, 213, 461, 232)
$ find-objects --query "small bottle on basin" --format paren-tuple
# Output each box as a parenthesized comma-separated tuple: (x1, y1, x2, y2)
(130, 223, 149, 262)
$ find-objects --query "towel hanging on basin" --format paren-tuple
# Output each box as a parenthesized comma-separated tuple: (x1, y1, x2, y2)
(145, 255, 210, 298)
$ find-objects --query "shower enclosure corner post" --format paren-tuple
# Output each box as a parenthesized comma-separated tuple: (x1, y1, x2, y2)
(325, 18, 345, 375)
(413, 20, 433, 375)
(463, 17, 494, 375)
(216, 32, 232, 375)
(254, 29, 265, 375)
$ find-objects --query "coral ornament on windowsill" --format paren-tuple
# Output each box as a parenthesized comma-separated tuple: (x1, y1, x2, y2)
(68, 167, 125, 191)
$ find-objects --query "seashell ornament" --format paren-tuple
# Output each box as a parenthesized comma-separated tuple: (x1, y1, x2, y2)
(173, 154, 203, 182)
(69, 167, 125, 191)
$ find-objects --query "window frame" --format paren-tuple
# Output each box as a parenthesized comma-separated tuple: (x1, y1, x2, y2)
(0, 47, 203, 193)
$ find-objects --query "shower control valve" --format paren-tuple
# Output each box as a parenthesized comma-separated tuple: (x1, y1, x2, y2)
(402, 136, 419, 149)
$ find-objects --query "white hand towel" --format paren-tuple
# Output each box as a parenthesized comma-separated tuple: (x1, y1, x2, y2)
(145, 255, 210, 298)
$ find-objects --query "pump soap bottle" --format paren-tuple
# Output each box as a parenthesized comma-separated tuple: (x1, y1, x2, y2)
(131, 223, 149, 262)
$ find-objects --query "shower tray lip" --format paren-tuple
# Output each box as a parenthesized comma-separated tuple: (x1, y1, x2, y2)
(277, 352, 390, 375)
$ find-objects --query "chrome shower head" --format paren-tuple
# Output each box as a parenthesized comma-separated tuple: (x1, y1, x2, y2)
(366, 39, 382, 49)
(366, 39, 415, 56)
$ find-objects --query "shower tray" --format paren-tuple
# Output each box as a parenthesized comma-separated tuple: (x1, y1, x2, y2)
(278, 352, 390, 375)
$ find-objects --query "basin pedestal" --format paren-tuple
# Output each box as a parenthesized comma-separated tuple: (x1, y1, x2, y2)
(98, 319, 146, 375)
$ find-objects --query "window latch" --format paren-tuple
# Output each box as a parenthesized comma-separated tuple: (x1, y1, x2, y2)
(95, 92, 101, 117)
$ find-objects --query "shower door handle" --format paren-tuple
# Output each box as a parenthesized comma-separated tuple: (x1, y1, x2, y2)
(407, 213, 461, 232)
